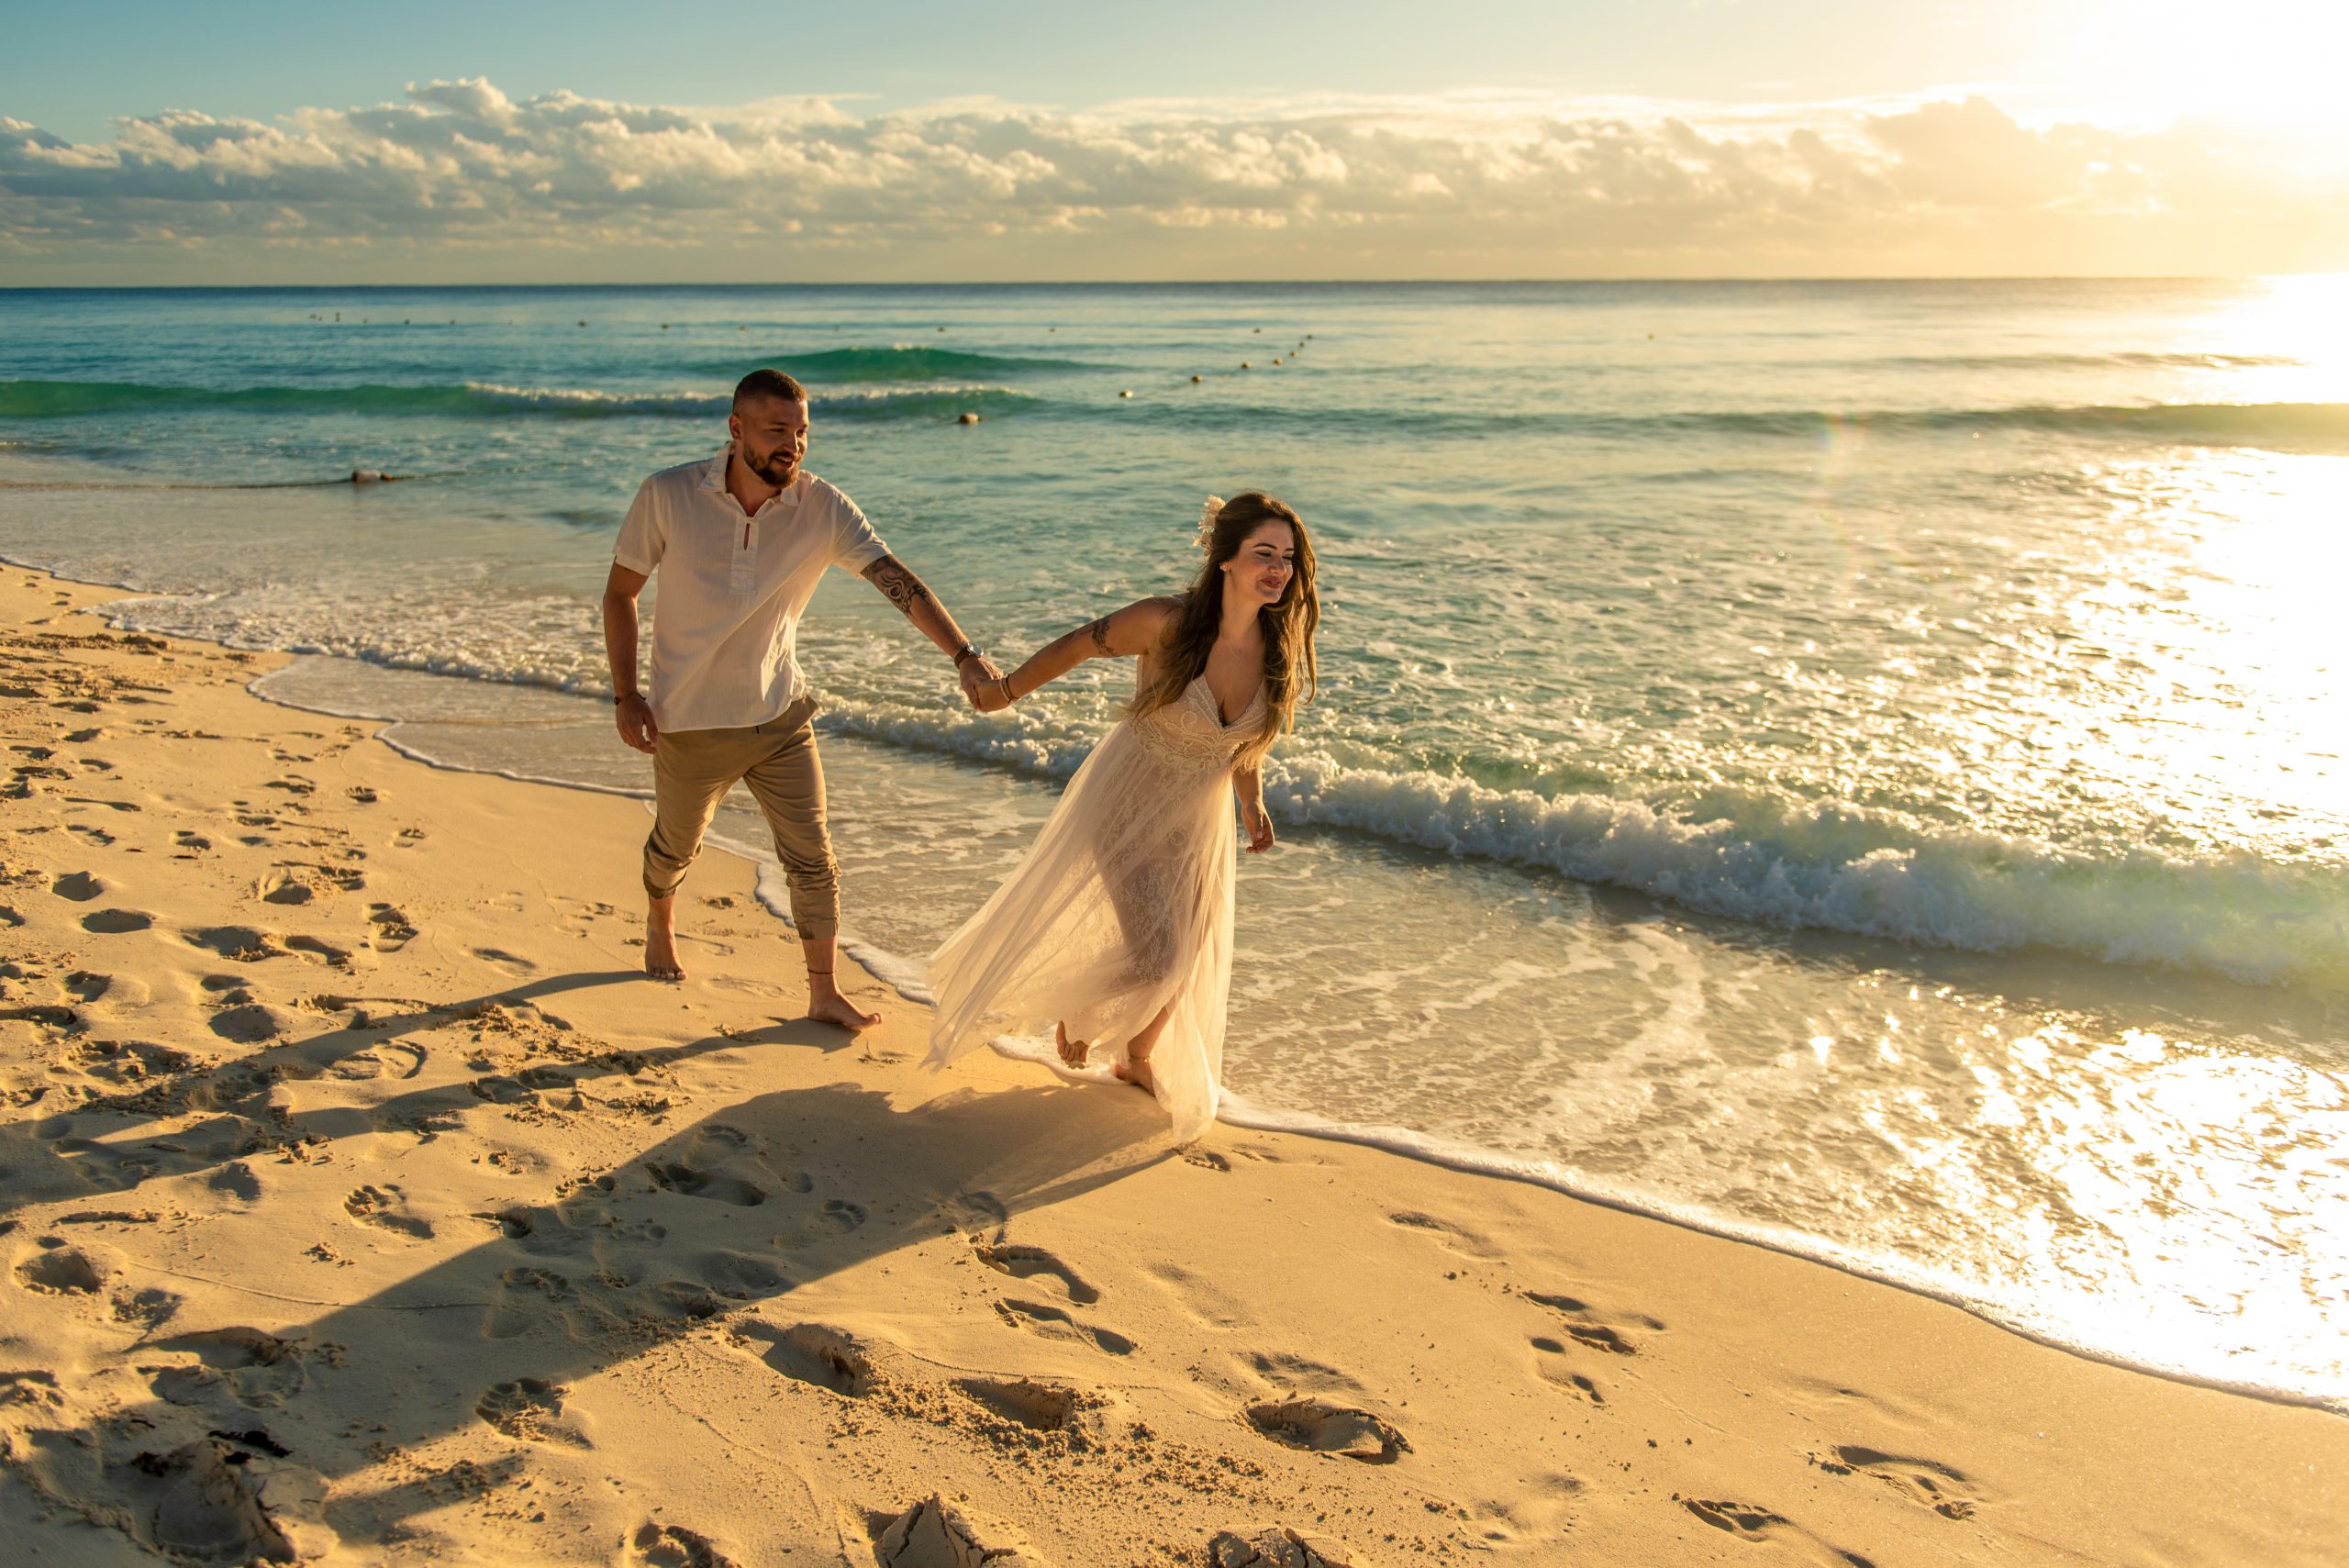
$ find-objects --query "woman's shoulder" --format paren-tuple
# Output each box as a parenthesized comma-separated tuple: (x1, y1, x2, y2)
(1109, 595, 1183, 640)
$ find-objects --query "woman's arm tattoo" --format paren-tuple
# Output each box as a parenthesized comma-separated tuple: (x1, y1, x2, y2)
(1086, 616, 1112, 654)
(861, 554, 933, 617)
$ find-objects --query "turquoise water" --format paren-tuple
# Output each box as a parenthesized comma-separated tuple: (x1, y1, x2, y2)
(4, 279, 2345, 1405)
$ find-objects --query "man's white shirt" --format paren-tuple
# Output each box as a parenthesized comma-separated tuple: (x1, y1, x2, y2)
(613, 447, 890, 733)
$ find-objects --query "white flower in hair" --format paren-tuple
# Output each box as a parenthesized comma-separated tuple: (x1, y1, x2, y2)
(1195, 494, 1227, 551)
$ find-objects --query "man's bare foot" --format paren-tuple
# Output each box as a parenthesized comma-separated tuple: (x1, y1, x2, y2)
(644, 895, 685, 982)
(1112, 1055, 1155, 1094)
(1055, 1020, 1089, 1068)
(807, 981, 880, 1032)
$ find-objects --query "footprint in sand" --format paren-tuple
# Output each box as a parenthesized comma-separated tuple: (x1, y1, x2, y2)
(474, 1377, 590, 1447)
(746, 1321, 876, 1396)
(954, 1375, 1079, 1433)
(473, 947, 536, 975)
(1386, 1209, 1503, 1261)
(481, 1266, 584, 1340)
(1530, 1337, 1605, 1404)
(629, 1522, 738, 1568)
(1247, 1350, 1364, 1396)
(97, 1438, 296, 1562)
(1184, 1148, 1233, 1171)
(15, 1244, 107, 1296)
(174, 830, 211, 853)
(367, 904, 417, 951)
(346, 786, 377, 804)
(1210, 1527, 1366, 1568)
(1524, 1290, 1665, 1355)
(208, 1004, 295, 1044)
(207, 1163, 262, 1203)
(644, 1161, 766, 1207)
(1676, 1497, 1878, 1566)
(767, 1195, 868, 1250)
(50, 870, 105, 902)
(258, 873, 314, 906)
(328, 1039, 424, 1081)
(1243, 1397, 1408, 1463)
(82, 907, 153, 934)
(63, 970, 116, 1002)
(344, 1184, 433, 1239)
(993, 1296, 1134, 1356)
(149, 1327, 309, 1409)
(1810, 1446, 1981, 1520)
(284, 934, 352, 968)
(696, 1249, 789, 1299)
(1681, 1498, 1790, 1540)
(943, 1188, 1009, 1239)
(972, 1239, 1101, 1305)
(185, 926, 281, 962)
(67, 823, 115, 847)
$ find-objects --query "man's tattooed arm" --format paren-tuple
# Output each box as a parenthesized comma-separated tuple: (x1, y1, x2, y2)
(860, 553, 934, 617)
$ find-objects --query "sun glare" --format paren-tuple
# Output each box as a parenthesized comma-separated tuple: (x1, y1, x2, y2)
(2042, 1, 2349, 136)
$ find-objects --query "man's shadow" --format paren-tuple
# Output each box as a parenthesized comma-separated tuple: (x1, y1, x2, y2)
(0, 970, 715, 1222)
(9, 1006, 1166, 1554)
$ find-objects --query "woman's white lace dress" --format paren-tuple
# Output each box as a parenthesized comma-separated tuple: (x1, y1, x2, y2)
(923, 672, 1264, 1142)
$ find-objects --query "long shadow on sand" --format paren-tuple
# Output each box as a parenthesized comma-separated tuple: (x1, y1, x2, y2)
(0, 971, 702, 1221)
(5, 996, 1167, 1557)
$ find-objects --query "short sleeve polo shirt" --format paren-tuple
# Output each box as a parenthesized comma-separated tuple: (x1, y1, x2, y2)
(613, 447, 890, 733)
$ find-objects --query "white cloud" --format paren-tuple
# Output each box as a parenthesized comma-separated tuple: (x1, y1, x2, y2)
(0, 81, 2341, 281)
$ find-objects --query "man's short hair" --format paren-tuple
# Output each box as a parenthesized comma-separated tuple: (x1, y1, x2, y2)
(733, 369, 808, 410)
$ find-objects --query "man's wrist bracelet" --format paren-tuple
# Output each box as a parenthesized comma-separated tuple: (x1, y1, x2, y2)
(613, 692, 640, 706)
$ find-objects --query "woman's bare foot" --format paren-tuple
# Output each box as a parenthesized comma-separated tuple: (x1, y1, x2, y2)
(1112, 1054, 1156, 1094)
(1055, 1020, 1089, 1068)
(644, 895, 685, 982)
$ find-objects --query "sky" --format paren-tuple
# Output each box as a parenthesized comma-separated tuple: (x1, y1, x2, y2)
(2, 0, 2343, 284)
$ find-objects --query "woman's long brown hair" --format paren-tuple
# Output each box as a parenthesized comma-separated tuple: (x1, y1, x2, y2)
(1131, 492, 1319, 768)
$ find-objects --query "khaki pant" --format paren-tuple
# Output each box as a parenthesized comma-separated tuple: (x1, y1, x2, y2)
(643, 695, 839, 941)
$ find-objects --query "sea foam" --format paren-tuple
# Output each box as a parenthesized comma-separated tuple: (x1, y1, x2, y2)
(808, 695, 2348, 985)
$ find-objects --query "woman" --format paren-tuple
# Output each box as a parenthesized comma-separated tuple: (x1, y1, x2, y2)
(922, 492, 1320, 1142)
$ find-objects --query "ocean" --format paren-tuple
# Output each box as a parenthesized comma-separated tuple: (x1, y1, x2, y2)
(3, 278, 2343, 1409)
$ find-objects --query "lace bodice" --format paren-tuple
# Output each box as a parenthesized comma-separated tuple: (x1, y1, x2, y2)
(1131, 674, 1264, 773)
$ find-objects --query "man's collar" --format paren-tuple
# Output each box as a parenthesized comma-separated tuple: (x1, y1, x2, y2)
(704, 443, 808, 505)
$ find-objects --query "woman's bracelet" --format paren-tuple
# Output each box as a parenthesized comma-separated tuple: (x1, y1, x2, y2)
(996, 675, 1017, 706)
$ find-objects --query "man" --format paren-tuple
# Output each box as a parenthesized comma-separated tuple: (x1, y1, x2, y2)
(603, 368, 998, 1029)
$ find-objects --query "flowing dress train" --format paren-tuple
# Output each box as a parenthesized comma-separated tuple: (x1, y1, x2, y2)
(923, 673, 1263, 1142)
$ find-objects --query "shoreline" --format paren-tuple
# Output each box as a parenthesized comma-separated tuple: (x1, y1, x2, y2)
(21, 557, 2349, 1416)
(44, 563, 2345, 1418)
(4, 562, 2346, 1564)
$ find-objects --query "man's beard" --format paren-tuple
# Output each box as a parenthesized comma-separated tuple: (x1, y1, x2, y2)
(748, 450, 796, 484)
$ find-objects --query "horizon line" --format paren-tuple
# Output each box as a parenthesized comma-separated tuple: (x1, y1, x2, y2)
(1, 272, 2318, 293)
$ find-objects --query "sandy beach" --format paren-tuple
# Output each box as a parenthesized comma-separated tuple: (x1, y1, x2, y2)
(3, 562, 2343, 1567)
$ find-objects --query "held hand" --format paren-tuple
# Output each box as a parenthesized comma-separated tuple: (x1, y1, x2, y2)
(1241, 797, 1275, 854)
(959, 654, 1006, 712)
(615, 694, 659, 754)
